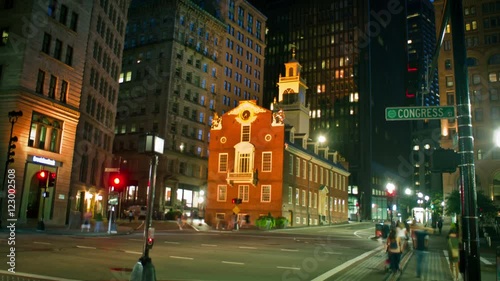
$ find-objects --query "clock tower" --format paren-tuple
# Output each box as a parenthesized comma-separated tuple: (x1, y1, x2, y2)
(275, 49, 310, 135)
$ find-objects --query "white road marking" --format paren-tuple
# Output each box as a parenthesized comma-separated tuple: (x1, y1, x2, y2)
(311, 245, 384, 281)
(76, 245, 96, 249)
(170, 256, 194, 260)
(125, 251, 142, 255)
(222, 261, 245, 265)
(34, 242, 51, 245)
(201, 244, 218, 247)
(281, 249, 299, 252)
(239, 246, 257, 249)
(277, 266, 301, 270)
(165, 241, 180, 244)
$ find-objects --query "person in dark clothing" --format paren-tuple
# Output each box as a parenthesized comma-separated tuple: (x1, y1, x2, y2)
(438, 218, 443, 235)
(413, 228, 429, 278)
(386, 229, 402, 273)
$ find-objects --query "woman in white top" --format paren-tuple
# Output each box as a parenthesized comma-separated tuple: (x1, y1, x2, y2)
(396, 222, 408, 252)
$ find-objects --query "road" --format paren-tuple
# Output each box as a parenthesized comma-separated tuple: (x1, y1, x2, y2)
(0, 222, 496, 281)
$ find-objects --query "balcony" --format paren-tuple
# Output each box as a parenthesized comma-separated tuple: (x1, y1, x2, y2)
(226, 171, 257, 186)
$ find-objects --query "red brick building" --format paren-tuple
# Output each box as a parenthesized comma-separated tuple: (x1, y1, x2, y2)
(205, 57, 350, 228)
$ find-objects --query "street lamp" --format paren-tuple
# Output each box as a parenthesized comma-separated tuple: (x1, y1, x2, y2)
(1, 110, 23, 229)
(494, 128, 500, 147)
(131, 133, 164, 281)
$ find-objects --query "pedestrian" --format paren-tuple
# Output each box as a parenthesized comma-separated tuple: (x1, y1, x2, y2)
(448, 225, 460, 281)
(386, 228, 402, 273)
(438, 218, 443, 235)
(128, 210, 134, 223)
(396, 222, 408, 252)
(413, 228, 429, 279)
(94, 213, 103, 232)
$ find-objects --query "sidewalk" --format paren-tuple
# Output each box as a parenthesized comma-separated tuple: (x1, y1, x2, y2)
(393, 224, 496, 281)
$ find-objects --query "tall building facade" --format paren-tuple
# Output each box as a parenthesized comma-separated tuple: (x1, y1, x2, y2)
(405, 0, 441, 197)
(69, 0, 130, 221)
(434, 0, 500, 202)
(251, 0, 411, 220)
(0, 1, 99, 225)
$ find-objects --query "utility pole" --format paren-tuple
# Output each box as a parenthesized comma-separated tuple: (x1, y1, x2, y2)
(449, 0, 481, 280)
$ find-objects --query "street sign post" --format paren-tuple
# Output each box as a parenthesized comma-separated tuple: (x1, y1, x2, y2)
(385, 106, 455, 121)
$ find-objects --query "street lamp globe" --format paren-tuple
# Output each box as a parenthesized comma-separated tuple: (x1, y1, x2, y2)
(318, 135, 326, 144)
(494, 128, 500, 147)
(417, 192, 423, 198)
(405, 188, 412, 195)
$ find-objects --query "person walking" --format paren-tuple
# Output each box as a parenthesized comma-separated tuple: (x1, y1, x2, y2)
(448, 225, 460, 281)
(438, 218, 443, 235)
(396, 222, 408, 252)
(386, 228, 402, 273)
(128, 210, 134, 223)
(413, 228, 430, 279)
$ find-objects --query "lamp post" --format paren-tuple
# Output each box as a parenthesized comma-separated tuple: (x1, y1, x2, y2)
(1, 110, 23, 229)
(131, 133, 164, 281)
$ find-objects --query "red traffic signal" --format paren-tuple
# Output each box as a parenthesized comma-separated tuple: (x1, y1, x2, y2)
(232, 198, 242, 204)
(37, 170, 48, 188)
(108, 172, 126, 192)
(48, 172, 56, 187)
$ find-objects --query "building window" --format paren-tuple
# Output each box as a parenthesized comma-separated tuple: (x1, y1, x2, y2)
(445, 59, 452, 70)
(295, 188, 299, 205)
(472, 74, 481, 84)
(1, 27, 8, 46)
(301, 190, 306, 206)
(289, 155, 294, 175)
(288, 186, 292, 204)
(218, 153, 228, 172)
(489, 72, 498, 82)
(261, 185, 271, 202)
(262, 152, 271, 172)
(28, 112, 62, 153)
(241, 125, 250, 141)
(65, 45, 73, 66)
(42, 33, 51, 54)
(36, 69, 45, 94)
(447, 92, 455, 105)
(54, 39, 62, 60)
(79, 154, 88, 183)
(313, 193, 317, 209)
(217, 185, 227, 201)
(296, 158, 300, 177)
(70, 12, 78, 31)
(60, 80, 68, 103)
(492, 106, 500, 120)
(446, 76, 454, 87)
(239, 185, 249, 202)
(48, 75, 57, 99)
(474, 108, 483, 121)
(59, 5, 68, 25)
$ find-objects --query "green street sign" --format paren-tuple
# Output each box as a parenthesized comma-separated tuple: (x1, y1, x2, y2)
(385, 106, 455, 121)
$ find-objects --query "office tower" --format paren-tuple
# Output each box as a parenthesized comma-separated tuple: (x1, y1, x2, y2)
(434, 0, 500, 202)
(69, 0, 130, 221)
(114, 0, 266, 215)
(251, 0, 410, 220)
(0, 1, 129, 225)
(405, 0, 441, 196)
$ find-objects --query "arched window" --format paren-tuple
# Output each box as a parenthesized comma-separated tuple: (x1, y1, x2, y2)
(80, 154, 88, 183)
(467, 57, 479, 67)
(488, 54, 500, 65)
(288, 67, 294, 77)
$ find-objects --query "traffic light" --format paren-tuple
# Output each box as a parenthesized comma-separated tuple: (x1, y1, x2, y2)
(147, 227, 155, 249)
(431, 149, 460, 173)
(48, 172, 57, 187)
(386, 189, 395, 197)
(108, 172, 126, 192)
(7, 136, 18, 164)
(37, 170, 48, 188)
(232, 198, 242, 204)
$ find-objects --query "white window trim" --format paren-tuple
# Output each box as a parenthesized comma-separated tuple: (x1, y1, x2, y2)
(261, 185, 271, 202)
(217, 185, 227, 201)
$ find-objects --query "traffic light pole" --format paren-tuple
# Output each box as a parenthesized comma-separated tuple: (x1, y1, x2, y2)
(1, 111, 22, 229)
(449, 0, 481, 280)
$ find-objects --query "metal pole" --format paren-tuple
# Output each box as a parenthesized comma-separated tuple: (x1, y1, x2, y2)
(450, 0, 481, 280)
(143, 155, 158, 257)
(1, 118, 17, 229)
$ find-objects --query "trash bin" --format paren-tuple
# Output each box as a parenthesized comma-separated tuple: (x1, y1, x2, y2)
(375, 223, 383, 238)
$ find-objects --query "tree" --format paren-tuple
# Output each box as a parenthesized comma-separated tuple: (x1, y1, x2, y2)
(445, 190, 497, 222)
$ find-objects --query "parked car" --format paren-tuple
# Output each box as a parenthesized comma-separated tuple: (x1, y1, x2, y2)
(124, 205, 147, 220)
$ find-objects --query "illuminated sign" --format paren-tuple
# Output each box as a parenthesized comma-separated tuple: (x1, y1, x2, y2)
(385, 106, 455, 121)
(33, 156, 56, 166)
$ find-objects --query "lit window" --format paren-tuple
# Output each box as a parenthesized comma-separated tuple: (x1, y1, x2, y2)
(217, 185, 227, 201)
(119, 73, 124, 83)
(125, 71, 132, 81)
(28, 112, 63, 153)
(489, 72, 498, 82)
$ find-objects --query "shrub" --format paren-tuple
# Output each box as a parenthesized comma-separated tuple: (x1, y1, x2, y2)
(255, 214, 276, 230)
(276, 217, 289, 229)
(165, 210, 183, 220)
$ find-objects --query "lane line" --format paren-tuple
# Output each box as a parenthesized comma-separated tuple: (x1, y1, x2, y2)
(0, 270, 80, 281)
(281, 249, 299, 252)
(201, 244, 218, 247)
(125, 250, 142, 255)
(170, 256, 194, 260)
(239, 246, 257, 249)
(76, 245, 96, 249)
(34, 242, 51, 245)
(165, 241, 180, 244)
(222, 261, 245, 265)
(277, 266, 301, 270)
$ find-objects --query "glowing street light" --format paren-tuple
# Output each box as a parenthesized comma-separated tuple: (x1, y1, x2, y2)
(494, 128, 500, 147)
